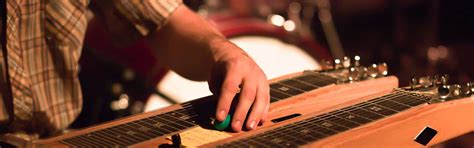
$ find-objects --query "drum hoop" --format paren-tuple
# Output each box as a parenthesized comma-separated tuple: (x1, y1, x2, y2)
(208, 15, 333, 62)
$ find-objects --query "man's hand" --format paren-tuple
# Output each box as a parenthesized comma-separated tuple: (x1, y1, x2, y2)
(145, 5, 269, 131)
(208, 40, 270, 132)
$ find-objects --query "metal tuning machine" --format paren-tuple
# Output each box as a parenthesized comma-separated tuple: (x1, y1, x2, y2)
(418, 76, 432, 88)
(342, 56, 351, 68)
(377, 63, 388, 76)
(334, 58, 343, 70)
(353, 55, 361, 67)
(410, 77, 418, 90)
(310, 56, 389, 84)
(319, 59, 334, 70)
(406, 74, 473, 104)
(462, 82, 473, 96)
(347, 56, 369, 82)
(366, 64, 379, 78)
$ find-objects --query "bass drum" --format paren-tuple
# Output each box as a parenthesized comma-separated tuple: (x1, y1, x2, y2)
(146, 15, 331, 111)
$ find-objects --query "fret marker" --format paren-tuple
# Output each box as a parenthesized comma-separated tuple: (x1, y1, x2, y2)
(300, 129, 311, 134)
(346, 114, 355, 119)
(179, 115, 190, 120)
(414, 126, 437, 146)
(278, 86, 290, 92)
(154, 122, 163, 127)
(271, 138, 283, 144)
(321, 122, 333, 127)
(369, 106, 382, 112)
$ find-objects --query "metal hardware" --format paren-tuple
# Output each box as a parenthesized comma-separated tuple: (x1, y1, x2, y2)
(410, 77, 418, 90)
(334, 58, 342, 69)
(366, 64, 378, 78)
(419, 76, 432, 88)
(353, 55, 361, 67)
(342, 56, 350, 68)
(377, 63, 388, 76)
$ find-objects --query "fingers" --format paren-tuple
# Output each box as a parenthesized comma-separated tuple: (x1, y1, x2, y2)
(231, 77, 257, 132)
(212, 54, 269, 132)
(261, 103, 270, 123)
(245, 80, 270, 130)
(215, 70, 242, 122)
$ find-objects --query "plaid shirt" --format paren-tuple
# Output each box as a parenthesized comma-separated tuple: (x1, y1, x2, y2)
(0, 0, 181, 139)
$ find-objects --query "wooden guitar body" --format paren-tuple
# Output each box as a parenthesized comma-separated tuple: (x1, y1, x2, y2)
(205, 81, 474, 147)
(27, 69, 398, 147)
(321, 94, 473, 148)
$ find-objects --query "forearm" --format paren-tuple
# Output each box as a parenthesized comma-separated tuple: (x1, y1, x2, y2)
(145, 5, 232, 81)
(146, 5, 269, 132)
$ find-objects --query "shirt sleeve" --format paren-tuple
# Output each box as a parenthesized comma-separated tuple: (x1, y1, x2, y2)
(89, 0, 182, 47)
(113, 0, 182, 35)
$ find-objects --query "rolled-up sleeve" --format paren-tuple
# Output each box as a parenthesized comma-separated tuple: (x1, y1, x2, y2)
(113, 0, 182, 35)
(90, 0, 182, 46)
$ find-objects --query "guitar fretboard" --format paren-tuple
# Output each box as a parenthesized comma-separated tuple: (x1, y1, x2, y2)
(218, 89, 431, 147)
(60, 72, 337, 147)
(61, 103, 198, 147)
(270, 73, 337, 102)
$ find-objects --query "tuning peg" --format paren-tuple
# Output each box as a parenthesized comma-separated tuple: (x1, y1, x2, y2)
(438, 85, 451, 99)
(334, 59, 343, 69)
(358, 66, 368, 79)
(377, 63, 388, 76)
(419, 76, 432, 88)
(410, 77, 418, 89)
(452, 84, 462, 97)
(462, 82, 473, 96)
(470, 82, 474, 94)
(437, 74, 451, 99)
(366, 64, 378, 78)
(441, 74, 449, 85)
(348, 67, 360, 81)
(343, 56, 351, 68)
(353, 55, 361, 67)
(320, 59, 333, 70)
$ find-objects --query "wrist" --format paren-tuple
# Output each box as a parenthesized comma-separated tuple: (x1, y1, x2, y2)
(208, 38, 247, 63)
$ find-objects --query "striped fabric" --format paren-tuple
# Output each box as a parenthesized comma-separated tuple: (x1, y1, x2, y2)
(0, 0, 181, 140)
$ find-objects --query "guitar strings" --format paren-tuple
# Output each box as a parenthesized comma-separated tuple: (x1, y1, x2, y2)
(222, 90, 431, 147)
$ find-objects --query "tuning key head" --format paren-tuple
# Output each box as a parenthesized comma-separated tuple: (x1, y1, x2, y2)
(437, 85, 451, 99)
(320, 59, 333, 70)
(366, 64, 378, 78)
(410, 77, 418, 89)
(348, 67, 360, 81)
(419, 76, 432, 88)
(470, 82, 474, 94)
(358, 66, 368, 79)
(334, 59, 343, 69)
(343, 56, 351, 68)
(464, 82, 474, 96)
(441, 74, 449, 85)
(452, 84, 462, 97)
(377, 63, 388, 76)
(353, 55, 361, 67)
